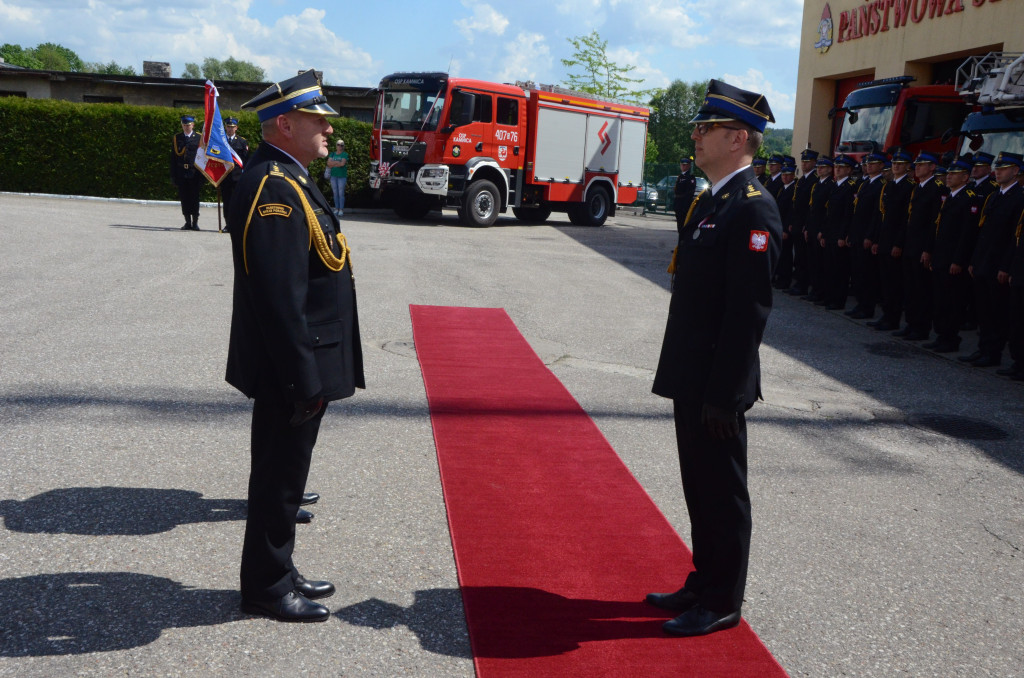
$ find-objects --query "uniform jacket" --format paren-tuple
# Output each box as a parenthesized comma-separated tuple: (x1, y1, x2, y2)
(852, 175, 884, 243)
(932, 186, 981, 271)
(790, 173, 816, 235)
(971, 176, 999, 200)
(225, 143, 365, 403)
(653, 167, 781, 411)
(971, 183, 1024, 278)
(765, 174, 784, 200)
(905, 176, 947, 259)
(170, 131, 201, 183)
(1010, 208, 1024, 287)
(674, 172, 697, 219)
(878, 175, 913, 250)
(807, 176, 835, 239)
(222, 135, 251, 186)
(824, 177, 856, 241)
(776, 180, 796, 231)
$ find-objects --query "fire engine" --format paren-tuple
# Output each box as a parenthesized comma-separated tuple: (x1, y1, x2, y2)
(369, 72, 650, 227)
(955, 52, 1024, 158)
(829, 76, 969, 163)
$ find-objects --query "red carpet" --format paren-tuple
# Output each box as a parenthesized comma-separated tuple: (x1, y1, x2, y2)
(410, 305, 787, 678)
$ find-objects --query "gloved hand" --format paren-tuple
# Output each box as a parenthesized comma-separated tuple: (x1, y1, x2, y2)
(701, 403, 739, 440)
(289, 396, 324, 427)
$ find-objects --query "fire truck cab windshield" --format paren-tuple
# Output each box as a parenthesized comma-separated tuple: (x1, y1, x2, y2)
(379, 74, 447, 131)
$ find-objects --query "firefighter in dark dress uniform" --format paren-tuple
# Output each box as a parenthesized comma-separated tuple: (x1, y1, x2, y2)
(847, 152, 886, 319)
(960, 152, 1024, 368)
(806, 156, 835, 304)
(226, 69, 365, 623)
(869, 150, 914, 331)
(925, 158, 981, 352)
(765, 153, 784, 198)
(646, 80, 781, 638)
(219, 116, 250, 230)
(170, 114, 203, 230)
(673, 156, 697, 218)
(752, 157, 768, 185)
(787, 149, 819, 296)
(970, 151, 999, 199)
(823, 154, 857, 309)
(896, 152, 947, 341)
(773, 159, 798, 290)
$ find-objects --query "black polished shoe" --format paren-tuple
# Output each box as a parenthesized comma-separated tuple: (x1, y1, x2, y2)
(892, 327, 912, 337)
(844, 306, 862, 316)
(645, 587, 699, 613)
(972, 355, 1001, 368)
(300, 492, 320, 506)
(903, 331, 929, 341)
(958, 351, 983, 363)
(296, 508, 314, 523)
(663, 605, 742, 637)
(931, 342, 960, 354)
(873, 322, 898, 331)
(922, 340, 941, 349)
(241, 591, 330, 623)
(850, 310, 874, 320)
(996, 363, 1022, 376)
(294, 575, 335, 600)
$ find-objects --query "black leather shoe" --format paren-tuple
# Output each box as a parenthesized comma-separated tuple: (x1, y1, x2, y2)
(958, 351, 983, 363)
(300, 492, 320, 506)
(850, 310, 874, 319)
(931, 342, 960, 354)
(972, 355, 1001, 368)
(663, 605, 742, 637)
(844, 306, 861, 316)
(873, 322, 898, 331)
(645, 587, 699, 613)
(892, 327, 912, 337)
(903, 331, 929, 341)
(996, 365, 1021, 376)
(296, 508, 314, 523)
(241, 591, 330, 623)
(294, 575, 335, 600)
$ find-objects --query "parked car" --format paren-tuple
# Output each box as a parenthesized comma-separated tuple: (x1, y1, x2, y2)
(635, 183, 659, 208)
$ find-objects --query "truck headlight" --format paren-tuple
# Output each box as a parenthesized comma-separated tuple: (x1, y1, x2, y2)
(420, 168, 446, 178)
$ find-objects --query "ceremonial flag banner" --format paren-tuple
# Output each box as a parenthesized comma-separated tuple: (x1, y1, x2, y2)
(195, 80, 243, 187)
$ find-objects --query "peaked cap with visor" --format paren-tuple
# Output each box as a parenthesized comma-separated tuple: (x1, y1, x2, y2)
(242, 69, 338, 123)
(690, 79, 775, 133)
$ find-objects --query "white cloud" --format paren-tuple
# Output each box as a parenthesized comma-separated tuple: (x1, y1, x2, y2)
(631, 0, 708, 49)
(722, 68, 795, 128)
(497, 32, 552, 83)
(454, 2, 509, 43)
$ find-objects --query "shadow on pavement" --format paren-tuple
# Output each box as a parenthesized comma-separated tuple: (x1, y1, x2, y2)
(0, 572, 239, 657)
(0, 487, 245, 536)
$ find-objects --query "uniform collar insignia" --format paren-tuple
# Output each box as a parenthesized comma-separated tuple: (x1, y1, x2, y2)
(298, 175, 308, 185)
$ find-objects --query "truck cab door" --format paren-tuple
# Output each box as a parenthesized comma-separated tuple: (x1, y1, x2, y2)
(445, 88, 494, 162)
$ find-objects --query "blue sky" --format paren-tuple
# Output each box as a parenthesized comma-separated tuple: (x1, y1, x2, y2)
(0, 0, 805, 128)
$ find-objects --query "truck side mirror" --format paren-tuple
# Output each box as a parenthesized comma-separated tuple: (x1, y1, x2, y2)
(848, 111, 859, 125)
(827, 107, 837, 121)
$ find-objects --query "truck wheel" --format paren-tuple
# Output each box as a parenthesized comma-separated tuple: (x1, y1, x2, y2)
(460, 180, 500, 227)
(394, 197, 432, 220)
(568, 186, 610, 226)
(512, 205, 552, 223)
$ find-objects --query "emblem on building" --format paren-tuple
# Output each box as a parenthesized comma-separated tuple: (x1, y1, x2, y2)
(815, 3, 834, 54)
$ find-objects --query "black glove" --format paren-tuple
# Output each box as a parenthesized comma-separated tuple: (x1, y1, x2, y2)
(701, 403, 739, 440)
(289, 396, 324, 427)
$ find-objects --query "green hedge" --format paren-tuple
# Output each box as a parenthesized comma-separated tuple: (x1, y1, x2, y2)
(0, 97, 373, 206)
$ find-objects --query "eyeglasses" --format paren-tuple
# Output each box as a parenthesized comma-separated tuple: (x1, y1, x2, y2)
(693, 122, 743, 137)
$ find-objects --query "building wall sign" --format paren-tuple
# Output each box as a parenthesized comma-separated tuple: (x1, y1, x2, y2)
(816, 4, 835, 53)
(825, 0, 1000, 47)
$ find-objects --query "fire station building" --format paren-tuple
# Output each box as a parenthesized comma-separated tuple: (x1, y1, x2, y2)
(793, 0, 1024, 156)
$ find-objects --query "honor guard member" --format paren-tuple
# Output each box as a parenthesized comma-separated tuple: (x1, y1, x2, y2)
(765, 154, 784, 198)
(925, 158, 981, 353)
(673, 156, 697, 218)
(226, 69, 365, 623)
(806, 155, 836, 304)
(970, 152, 999, 199)
(870, 150, 914, 331)
(960, 152, 1024, 368)
(822, 154, 857, 310)
(647, 79, 781, 638)
(219, 116, 250, 230)
(895, 151, 947, 341)
(170, 114, 203, 230)
(773, 159, 798, 290)
(787, 149, 819, 296)
(846, 152, 886, 319)
(752, 157, 768, 185)
(1002, 196, 1024, 379)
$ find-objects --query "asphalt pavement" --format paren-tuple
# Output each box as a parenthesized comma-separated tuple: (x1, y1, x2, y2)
(1, 193, 1021, 677)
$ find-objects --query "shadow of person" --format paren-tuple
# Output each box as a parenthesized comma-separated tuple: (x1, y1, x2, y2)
(0, 488, 246, 536)
(0, 572, 240, 657)
(334, 586, 669, 659)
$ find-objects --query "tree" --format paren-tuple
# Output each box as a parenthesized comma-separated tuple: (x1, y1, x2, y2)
(647, 79, 709, 164)
(85, 60, 138, 76)
(181, 57, 265, 82)
(560, 31, 653, 104)
(1, 43, 43, 69)
(33, 42, 85, 72)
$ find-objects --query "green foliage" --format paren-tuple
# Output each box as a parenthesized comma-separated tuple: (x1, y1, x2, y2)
(181, 57, 266, 82)
(1, 43, 44, 69)
(33, 42, 85, 72)
(760, 128, 793, 159)
(86, 60, 138, 76)
(0, 98, 373, 206)
(560, 31, 654, 104)
(647, 79, 709, 164)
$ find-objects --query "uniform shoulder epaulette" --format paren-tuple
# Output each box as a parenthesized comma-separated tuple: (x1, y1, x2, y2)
(933, 178, 944, 188)
(965, 188, 977, 198)
(744, 182, 762, 198)
(268, 163, 285, 178)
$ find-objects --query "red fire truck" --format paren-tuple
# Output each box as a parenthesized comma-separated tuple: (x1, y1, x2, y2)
(829, 75, 969, 163)
(369, 72, 650, 227)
